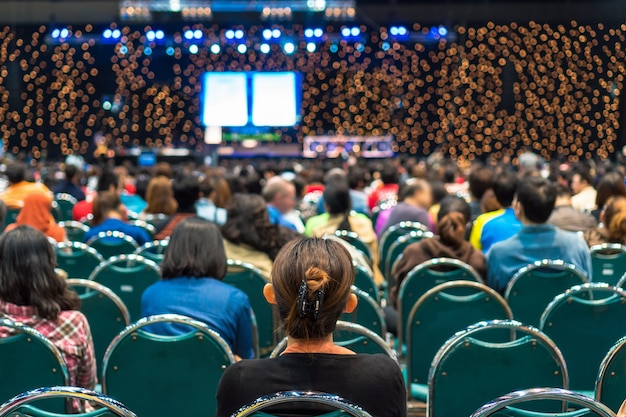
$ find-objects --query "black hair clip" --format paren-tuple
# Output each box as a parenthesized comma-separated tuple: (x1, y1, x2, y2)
(297, 280, 325, 321)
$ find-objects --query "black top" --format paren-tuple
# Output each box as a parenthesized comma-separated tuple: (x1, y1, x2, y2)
(216, 353, 406, 417)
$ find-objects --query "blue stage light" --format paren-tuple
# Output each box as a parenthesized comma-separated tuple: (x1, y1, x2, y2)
(60, 28, 70, 38)
(350, 27, 360, 36)
(381, 41, 390, 51)
(283, 42, 295, 54)
(234, 29, 244, 39)
(102, 29, 111, 39)
(146, 30, 156, 41)
(144, 46, 152, 55)
(341, 27, 351, 37)
(194, 29, 203, 39)
(166, 46, 175, 55)
(210, 43, 221, 54)
(306, 42, 316, 52)
(189, 44, 199, 54)
(237, 44, 247, 53)
(262, 29, 272, 40)
(184, 30, 194, 40)
(304, 28, 314, 38)
(155, 30, 165, 40)
(260, 43, 270, 54)
(225, 29, 235, 39)
(111, 29, 121, 39)
(272, 29, 281, 38)
(313, 28, 324, 38)
(438, 26, 448, 36)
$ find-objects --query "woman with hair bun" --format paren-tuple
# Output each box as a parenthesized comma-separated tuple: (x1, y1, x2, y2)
(584, 196, 626, 247)
(216, 238, 406, 417)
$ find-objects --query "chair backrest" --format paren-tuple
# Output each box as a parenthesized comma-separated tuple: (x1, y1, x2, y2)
(133, 240, 169, 265)
(224, 260, 275, 357)
(53, 194, 78, 222)
(66, 279, 130, 377)
(353, 263, 379, 302)
(596, 335, 626, 413)
(0, 386, 137, 417)
(429, 320, 568, 417)
(470, 387, 617, 417)
(340, 287, 386, 337)
(335, 230, 373, 262)
(378, 221, 429, 267)
(5, 208, 20, 227)
(270, 321, 396, 361)
(540, 283, 626, 391)
(232, 391, 373, 417)
(384, 229, 435, 285)
(102, 314, 235, 417)
(397, 257, 482, 351)
(58, 221, 90, 243)
(591, 244, 626, 286)
(86, 231, 139, 260)
(406, 281, 513, 392)
(55, 242, 104, 279)
(505, 259, 589, 327)
(0, 319, 70, 412)
(88, 255, 161, 321)
(127, 220, 156, 239)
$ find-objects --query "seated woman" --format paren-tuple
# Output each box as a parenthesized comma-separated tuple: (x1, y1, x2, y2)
(138, 176, 178, 233)
(0, 226, 96, 410)
(221, 194, 301, 278)
(83, 191, 151, 245)
(141, 218, 255, 359)
(584, 196, 626, 247)
(5, 192, 66, 243)
(305, 179, 383, 285)
(216, 238, 406, 417)
(391, 196, 487, 306)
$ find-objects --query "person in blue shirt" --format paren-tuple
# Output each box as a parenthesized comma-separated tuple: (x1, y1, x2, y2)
(52, 164, 86, 202)
(487, 176, 592, 294)
(83, 191, 151, 245)
(262, 176, 299, 231)
(141, 218, 255, 360)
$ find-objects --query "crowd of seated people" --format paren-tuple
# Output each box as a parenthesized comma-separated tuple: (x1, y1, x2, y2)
(0, 154, 626, 414)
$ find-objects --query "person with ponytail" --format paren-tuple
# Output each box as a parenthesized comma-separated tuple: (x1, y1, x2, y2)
(584, 196, 626, 247)
(390, 196, 487, 308)
(216, 238, 406, 417)
(305, 178, 383, 285)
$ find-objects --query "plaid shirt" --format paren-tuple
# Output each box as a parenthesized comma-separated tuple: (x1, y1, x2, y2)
(0, 300, 97, 390)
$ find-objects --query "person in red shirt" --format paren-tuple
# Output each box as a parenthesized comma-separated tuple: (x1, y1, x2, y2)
(368, 164, 400, 210)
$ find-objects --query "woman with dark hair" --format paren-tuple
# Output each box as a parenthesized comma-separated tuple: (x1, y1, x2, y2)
(591, 172, 626, 221)
(584, 196, 626, 247)
(141, 218, 255, 359)
(216, 238, 405, 417)
(221, 193, 301, 278)
(0, 226, 96, 409)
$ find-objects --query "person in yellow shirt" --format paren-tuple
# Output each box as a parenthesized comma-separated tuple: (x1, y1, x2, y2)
(0, 162, 50, 209)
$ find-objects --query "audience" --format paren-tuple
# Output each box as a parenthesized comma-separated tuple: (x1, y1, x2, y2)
(591, 171, 626, 221)
(584, 196, 626, 247)
(262, 176, 299, 231)
(0, 162, 50, 209)
(368, 164, 400, 210)
(216, 238, 406, 417)
(196, 174, 228, 225)
(141, 218, 255, 360)
(5, 193, 67, 243)
(72, 169, 123, 222)
(138, 176, 178, 233)
(468, 166, 495, 222)
(571, 167, 597, 212)
(470, 170, 521, 253)
(547, 184, 597, 232)
(52, 164, 86, 202)
(154, 174, 201, 240)
(0, 226, 96, 410)
(487, 176, 592, 293)
(380, 178, 433, 236)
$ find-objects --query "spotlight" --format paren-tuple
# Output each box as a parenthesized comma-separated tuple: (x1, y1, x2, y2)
(330, 44, 338, 53)
(397, 26, 407, 36)
(102, 100, 112, 111)
(166, 46, 175, 55)
(262, 29, 272, 40)
(155, 30, 165, 39)
(283, 42, 295, 54)
(381, 41, 390, 51)
(237, 43, 247, 53)
(341, 27, 351, 37)
(304, 28, 314, 38)
(260, 43, 270, 54)
(350, 27, 360, 37)
(144, 46, 153, 55)
(193, 29, 203, 39)
(438, 26, 448, 36)
(306, 42, 316, 52)
(189, 44, 199, 54)
(52, 28, 61, 38)
(111, 29, 121, 39)
(119, 45, 128, 54)
(313, 28, 324, 38)
(60, 28, 70, 39)
(234, 29, 244, 39)
(146, 30, 156, 41)
(184, 30, 194, 40)
(272, 29, 281, 38)
(210, 43, 221, 53)
(102, 29, 111, 39)
(225, 29, 235, 39)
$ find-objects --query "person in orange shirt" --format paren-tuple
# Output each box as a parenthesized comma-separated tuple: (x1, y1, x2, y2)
(0, 162, 50, 209)
(5, 193, 67, 243)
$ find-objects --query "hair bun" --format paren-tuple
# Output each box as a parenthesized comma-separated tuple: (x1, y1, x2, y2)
(305, 266, 330, 293)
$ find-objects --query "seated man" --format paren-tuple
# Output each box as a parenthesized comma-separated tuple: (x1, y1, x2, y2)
(52, 164, 86, 202)
(547, 184, 597, 232)
(571, 166, 597, 212)
(262, 176, 299, 231)
(1, 162, 50, 209)
(487, 176, 592, 293)
(380, 178, 433, 236)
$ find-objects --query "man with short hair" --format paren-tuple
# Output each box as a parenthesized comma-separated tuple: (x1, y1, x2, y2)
(470, 170, 521, 253)
(380, 179, 433, 235)
(0, 162, 50, 209)
(468, 166, 495, 222)
(547, 184, 597, 232)
(52, 164, 86, 202)
(487, 177, 592, 293)
(571, 167, 597, 212)
(262, 176, 298, 231)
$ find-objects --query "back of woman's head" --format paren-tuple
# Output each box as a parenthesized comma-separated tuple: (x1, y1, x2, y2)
(323, 179, 351, 215)
(0, 226, 78, 319)
(161, 218, 227, 280)
(145, 176, 177, 215)
(92, 191, 122, 225)
(271, 238, 354, 340)
(437, 196, 471, 247)
(596, 172, 626, 209)
(604, 196, 626, 244)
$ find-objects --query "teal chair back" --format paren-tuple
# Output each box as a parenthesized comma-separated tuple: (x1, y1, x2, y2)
(397, 257, 482, 351)
(224, 260, 275, 357)
(67, 279, 130, 379)
(540, 283, 626, 392)
(58, 221, 90, 243)
(596, 335, 626, 413)
(470, 388, 617, 417)
(505, 260, 589, 328)
(86, 231, 139, 260)
(384, 230, 434, 285)
(340, 287, 386, 337)
(591, 244, 626, 286)
(335, 230, 373, 263)
(0, 386, 136, 417)
(88, 255, 161, 321)
(102, 314, 235, 417)
(127, 220, 156, 240)
(0, 319, 69, 413)
(134, 240, 168, 265)
(270, 321, 396, 361)
(429, 320, 568, 417)
(55, 242, 104, 279)
(5, 208, 20, 227)
(53, 194, 77, 222)
(232, 391, 374, 417)
(406, 281, 513, 400)
(378, 221, 429, 271)
(354, 264, 379, 302)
